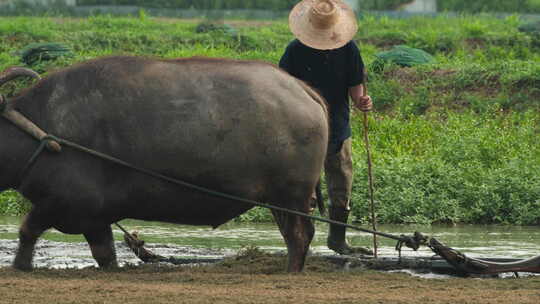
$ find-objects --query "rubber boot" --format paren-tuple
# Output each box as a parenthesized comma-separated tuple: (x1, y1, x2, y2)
(327, 206, 373, 255)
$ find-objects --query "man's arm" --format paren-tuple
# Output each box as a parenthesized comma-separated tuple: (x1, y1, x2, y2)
(350, 84, 372, 112)
(347, 41, 372, 112)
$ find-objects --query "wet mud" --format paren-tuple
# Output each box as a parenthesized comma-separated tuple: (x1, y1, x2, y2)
(1, 251, 540, 304)
(0, 239, 234, 269)
(2, 218, 540, 279)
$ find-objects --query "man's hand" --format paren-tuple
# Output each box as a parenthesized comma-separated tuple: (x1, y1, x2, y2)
(354, 95, 373, 112)
(349, 84, 373, 112)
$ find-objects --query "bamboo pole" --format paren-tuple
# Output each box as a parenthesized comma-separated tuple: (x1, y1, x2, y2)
(361, 76, 378, 258)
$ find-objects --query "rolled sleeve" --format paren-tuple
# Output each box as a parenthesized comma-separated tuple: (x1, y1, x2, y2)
(347, 41, 365, 87)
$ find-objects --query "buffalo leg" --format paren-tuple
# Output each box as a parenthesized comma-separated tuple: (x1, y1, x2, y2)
(84, 225, 118, 268)
(13, 209, 52, 271)
(272, 209, 314, 272)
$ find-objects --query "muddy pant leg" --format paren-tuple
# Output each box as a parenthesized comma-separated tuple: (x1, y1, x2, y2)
(325, 138, 353, 211)
(325, 138, 353, 253)
(325, 138, 373, 255)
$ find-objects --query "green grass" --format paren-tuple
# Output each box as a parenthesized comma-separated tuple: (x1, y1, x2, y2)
(1, 14, 539, 225)
(438, 0, 540, 14)
(350, 110, 540, 225)
(0, 190, 30, 216)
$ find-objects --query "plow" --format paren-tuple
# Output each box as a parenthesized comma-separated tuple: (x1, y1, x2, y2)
(428, 238, 540, 276)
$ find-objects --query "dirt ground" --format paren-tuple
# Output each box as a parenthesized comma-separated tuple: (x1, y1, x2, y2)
(1, 252, 540, 304)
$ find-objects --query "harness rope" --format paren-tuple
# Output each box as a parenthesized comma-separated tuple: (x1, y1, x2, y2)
(18, 134, 428, 255)
(16, 138, 49, 189)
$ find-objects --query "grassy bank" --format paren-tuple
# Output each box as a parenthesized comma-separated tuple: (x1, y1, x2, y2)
(0, 15, 539, 224)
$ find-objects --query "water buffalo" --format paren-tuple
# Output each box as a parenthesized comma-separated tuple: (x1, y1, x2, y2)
(0, 56, 328, 272)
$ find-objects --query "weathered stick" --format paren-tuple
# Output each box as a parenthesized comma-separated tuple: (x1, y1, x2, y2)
(362, 76, 378, 258)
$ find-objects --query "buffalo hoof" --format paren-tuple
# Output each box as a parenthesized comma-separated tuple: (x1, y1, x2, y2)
(97, 261, 119, 269)
(12, 260, 33, 272)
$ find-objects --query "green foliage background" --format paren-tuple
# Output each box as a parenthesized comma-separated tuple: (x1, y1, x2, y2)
(438, 0, 540, 14)
(74, 0, 410, 10)
(0, 14, 539, 225)
(3, 1, 540, 17)
(72, 0, 540, 13)
(76, 0, 298, 10)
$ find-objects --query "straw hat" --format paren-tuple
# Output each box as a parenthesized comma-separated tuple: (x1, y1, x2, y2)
(289, 0, 358, 50)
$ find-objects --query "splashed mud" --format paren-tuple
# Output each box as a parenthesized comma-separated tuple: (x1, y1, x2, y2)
(2, 217, 540, 279)
(1, 252, 540, 304)
(0, 239, 235, 269)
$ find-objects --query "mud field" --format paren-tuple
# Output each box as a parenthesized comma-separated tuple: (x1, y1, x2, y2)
(2, 220, 540, 303)
(1, 252, 540, 304)
(1, 240, 540, 303)
(0, 239, 232, 269)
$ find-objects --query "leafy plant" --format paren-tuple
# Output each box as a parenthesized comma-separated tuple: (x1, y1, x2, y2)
(0, 15, 539, 225)
(0, 190, 30, 216)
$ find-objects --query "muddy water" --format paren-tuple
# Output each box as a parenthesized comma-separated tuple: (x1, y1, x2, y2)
(1, 216, 540, 270)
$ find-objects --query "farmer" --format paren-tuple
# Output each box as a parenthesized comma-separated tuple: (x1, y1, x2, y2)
(279, 0, 373, 255)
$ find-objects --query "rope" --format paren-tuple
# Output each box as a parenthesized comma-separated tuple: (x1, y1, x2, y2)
(16, 138, 48, 189)
(18, 134, 427, 252)
(113, 222, 142, 246)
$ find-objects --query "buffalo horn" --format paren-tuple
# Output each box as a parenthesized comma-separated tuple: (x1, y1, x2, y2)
(0, 67, 61, 152)
(0, 67, 41, 87)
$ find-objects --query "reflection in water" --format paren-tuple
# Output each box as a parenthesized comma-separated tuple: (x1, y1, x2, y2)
(1, 216, 540, 269)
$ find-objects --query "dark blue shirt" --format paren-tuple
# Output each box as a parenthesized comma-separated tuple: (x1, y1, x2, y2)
(279, 39, 364, 154)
